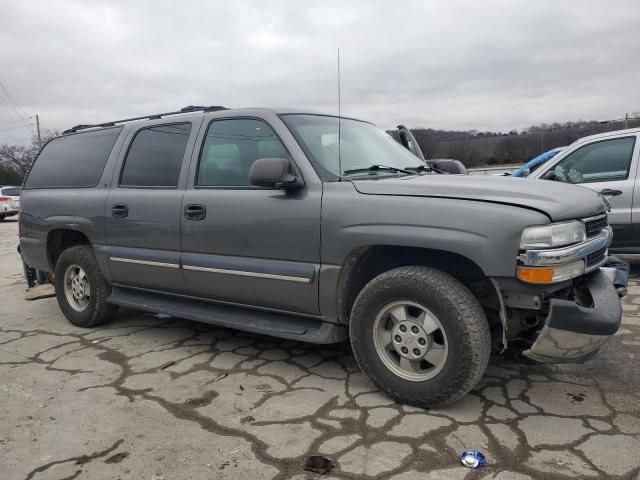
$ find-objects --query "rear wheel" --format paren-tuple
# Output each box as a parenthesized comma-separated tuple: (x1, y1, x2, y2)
(54, 245, 117, 327)
(0, 214, 5, 221)
(349, 266, 490, 407)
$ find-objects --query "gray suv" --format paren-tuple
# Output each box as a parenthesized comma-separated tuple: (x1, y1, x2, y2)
(19, 106, 621, 407)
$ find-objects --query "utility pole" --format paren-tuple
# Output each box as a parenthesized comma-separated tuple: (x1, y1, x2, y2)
(541, 128, 544, 154)
(625, 112, 629, 129)
(36, 114, 42, 148)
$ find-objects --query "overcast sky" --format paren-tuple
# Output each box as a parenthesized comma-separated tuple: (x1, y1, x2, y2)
(1, 0, 639, 144)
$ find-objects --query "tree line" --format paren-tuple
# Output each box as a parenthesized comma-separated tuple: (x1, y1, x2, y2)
(0, 130, 58, 184)
(392, 114, 640, 168)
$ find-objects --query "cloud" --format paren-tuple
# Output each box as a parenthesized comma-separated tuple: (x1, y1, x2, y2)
(1, 0, 639, 143)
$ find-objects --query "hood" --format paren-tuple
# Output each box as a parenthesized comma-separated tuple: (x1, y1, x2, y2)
(351, 174, 606, 221)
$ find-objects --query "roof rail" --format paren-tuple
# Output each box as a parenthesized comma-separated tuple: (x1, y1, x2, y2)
(62, 105, 227, 134)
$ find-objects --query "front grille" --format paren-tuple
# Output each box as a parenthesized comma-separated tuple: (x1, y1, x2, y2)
(586, 246, 606, 268)
(584, 215, 608, 238)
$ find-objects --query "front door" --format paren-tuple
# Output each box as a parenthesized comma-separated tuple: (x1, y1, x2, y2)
(105, 121, 199, 293)
(181, 116, 322, 315)
(540, 134, 638, 247)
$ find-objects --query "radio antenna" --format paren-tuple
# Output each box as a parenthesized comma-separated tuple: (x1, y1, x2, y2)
(337, 48, 342, 181)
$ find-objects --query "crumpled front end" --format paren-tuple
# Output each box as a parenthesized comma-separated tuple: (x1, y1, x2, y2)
(496, 212, 623, 364)
(523, 268, 621, 363)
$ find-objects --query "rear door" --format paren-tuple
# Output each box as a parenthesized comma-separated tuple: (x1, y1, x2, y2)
(180, 115, 322, 314)
(105, 120, 201, 293)
(536, 134, 638, 246)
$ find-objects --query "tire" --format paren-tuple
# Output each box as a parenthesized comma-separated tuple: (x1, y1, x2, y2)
(0, 215, 5, 221)
(349, 266, 490, 408)
(54, 245, 117, 327)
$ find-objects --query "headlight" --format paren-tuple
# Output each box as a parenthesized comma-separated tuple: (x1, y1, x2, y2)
(520, 221, 585, 249)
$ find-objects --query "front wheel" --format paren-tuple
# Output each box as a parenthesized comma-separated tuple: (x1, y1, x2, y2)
(349, 266, 490, 407)
(54, 245, 118, 327)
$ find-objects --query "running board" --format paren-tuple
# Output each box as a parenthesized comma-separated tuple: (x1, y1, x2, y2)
(107, 287, 346, 344)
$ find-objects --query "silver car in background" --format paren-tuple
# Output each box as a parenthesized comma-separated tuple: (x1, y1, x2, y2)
(530, 127, 640, 252)
(0, 185, 21, 220)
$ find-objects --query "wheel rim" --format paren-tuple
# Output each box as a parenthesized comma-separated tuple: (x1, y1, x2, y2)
(373, 300, 449, 381)
(63, 264, 91, 312)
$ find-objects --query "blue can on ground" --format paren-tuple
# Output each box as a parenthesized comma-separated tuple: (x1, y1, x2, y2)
(460, 450, 486, 469)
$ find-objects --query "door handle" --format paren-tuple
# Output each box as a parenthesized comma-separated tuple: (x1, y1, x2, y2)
(111, 203, 129, 218)
(599, 189, 623, 197)
(184, 204, 206, 220)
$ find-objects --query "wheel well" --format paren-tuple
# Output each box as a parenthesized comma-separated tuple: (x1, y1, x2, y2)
(336, 245, 501, 329)
(47, 229, 91, 269)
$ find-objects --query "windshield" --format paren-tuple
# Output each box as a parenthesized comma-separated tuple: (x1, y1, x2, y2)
(280, 114, 424, 180)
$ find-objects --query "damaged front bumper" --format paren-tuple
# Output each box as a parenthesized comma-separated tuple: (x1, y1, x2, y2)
(523, 269, 621, 363)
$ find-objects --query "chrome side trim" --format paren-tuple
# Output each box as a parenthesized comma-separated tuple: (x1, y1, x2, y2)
(110, 257, 180, 269)
(517, 226, 612, 267)
(183, 264, 312, 283)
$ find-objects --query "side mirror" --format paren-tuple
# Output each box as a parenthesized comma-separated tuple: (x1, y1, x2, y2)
(250, 157, 303, 190)
(522, 168, 531, 177)
(541, 170, 556, 180)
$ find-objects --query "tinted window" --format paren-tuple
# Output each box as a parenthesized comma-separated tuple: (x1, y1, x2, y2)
(551, 137, 636, 184)
(197, 119, 289, 187)
(2, 187, 21, 196)
(120, 123, 192, 187)
(24, 128, 122, 188)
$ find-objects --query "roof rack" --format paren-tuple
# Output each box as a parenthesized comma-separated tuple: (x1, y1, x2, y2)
(62, 105, 228, 134)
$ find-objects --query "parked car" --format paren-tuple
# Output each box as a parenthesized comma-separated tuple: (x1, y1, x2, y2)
(529, 128, 640, 252)
(0, 185, 21, 220)
(510, 147, 565, 177)
(19, 106, 620, 407)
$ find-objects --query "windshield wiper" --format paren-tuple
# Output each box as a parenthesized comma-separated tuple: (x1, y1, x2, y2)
(405, 164, 446, 174)
(343, 164, 415, 176)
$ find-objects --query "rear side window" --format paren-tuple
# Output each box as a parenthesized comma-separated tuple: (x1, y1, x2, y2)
(120, 123, 192, 187)
(24, 128, 122, 188)
(1, 187, 21, 196)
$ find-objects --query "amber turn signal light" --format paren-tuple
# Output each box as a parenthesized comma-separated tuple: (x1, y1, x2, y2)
(517, 266, 555, 284)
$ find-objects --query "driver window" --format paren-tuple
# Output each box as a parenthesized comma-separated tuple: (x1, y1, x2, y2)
(197, 119, 289, 187)
(552, 137, 635, 184)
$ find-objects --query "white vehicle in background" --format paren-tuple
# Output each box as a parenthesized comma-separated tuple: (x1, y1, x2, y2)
(0, 185, 21, 221)
(529, 127, 640, 252)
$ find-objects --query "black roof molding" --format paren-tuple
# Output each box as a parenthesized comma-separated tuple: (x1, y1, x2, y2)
(63, 105, 228, 134)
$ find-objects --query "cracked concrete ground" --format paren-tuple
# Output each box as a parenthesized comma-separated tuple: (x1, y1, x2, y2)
(1, 218, 639, 480)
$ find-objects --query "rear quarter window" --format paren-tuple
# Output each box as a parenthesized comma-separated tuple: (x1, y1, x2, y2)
(24, 127, 122, 188)
(1, 187, 21, 196)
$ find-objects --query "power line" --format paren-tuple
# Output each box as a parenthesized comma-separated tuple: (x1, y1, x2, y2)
(0, 116, 33, 128)
(0, 123, 34, 132)
(0, 96, 30, 126)
(0, 80, 30, 119)
(0, 126, 25, 144)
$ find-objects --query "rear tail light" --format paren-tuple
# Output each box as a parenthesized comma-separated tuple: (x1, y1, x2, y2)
(0, 196, 10, 202)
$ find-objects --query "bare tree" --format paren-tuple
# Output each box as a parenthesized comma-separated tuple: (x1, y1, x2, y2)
(0, 129, 59, 181)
